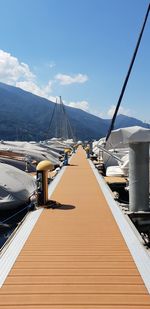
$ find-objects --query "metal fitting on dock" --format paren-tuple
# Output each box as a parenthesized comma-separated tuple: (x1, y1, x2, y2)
(36, 160, 54, 205)
(63, 148, 71, 165)
(85, 146, 90, 158)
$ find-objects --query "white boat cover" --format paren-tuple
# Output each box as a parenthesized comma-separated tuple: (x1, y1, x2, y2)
(106, 166, 125, 177)
(0, 163, 36, 210)
(0, 141, 61, 165)
(0, 139, 74, 165)
(107, 126, 150, 147)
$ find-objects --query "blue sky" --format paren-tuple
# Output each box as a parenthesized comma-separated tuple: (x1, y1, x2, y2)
(0, 0, 149, 122)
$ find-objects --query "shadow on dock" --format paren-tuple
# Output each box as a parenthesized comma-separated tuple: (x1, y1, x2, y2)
(56, 204, 75, 210)
(44, 200, 75, 210)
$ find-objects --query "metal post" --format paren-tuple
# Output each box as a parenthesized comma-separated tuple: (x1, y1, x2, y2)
(89, 142, 93, 154)
(63, 152, 68, 165)
(129, 142, 149, 212)
(36, 160, 54, 205)
(85, 146, 90, 159)
(63, 149, 71, 165)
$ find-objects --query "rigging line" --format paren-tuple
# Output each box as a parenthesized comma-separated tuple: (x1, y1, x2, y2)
(61, 98, 68, 139)
(45, 101, 57, 139)
(67, 117, 75, 140)
(67, 114, 76, 140)
(63, 105, 75, 140)
(2, 204, 31, 224)
(59, 99, 66, 138)
(61, 101, 69, 139)
(60, 97, 75, 140)
(106, 3, 150, 142)
(55, 102, 58, 138)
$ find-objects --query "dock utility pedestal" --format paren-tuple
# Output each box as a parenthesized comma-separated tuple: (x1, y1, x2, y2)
(63, 148, 71, 166)
(36, 160, 54, 205)
(129, 142, 149, 212)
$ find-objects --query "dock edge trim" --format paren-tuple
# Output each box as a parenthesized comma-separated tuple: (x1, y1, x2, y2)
(0, 164, 67, 288)
(89, 159, 150, 294)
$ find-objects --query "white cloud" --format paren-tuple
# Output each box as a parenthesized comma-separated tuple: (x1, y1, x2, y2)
(16, 80, 53, 99)
(55, 73, 88, 85)
(48, 95, 60, 103)
(107, 105, 131, 117)
(68, 100, 89, 111)
(0, 50, 35, 84)
(0, 50, 89, 106)
(0, 49, 54, 100)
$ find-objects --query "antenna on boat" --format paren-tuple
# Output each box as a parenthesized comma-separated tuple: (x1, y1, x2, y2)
(105, 3, 150, 142)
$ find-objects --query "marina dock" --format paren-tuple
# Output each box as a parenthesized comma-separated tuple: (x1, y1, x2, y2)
(0, 146, 150, 308)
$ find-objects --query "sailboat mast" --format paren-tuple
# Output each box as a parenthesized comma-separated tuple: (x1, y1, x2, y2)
(106, 3, 150, 142)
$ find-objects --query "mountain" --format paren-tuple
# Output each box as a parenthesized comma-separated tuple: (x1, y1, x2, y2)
(0, 82, 149, 141)
(0, 82, 108, 141)
(112, 114, 150, 129)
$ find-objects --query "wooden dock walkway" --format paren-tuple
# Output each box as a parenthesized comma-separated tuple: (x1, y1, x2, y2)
(0, 146, 150, 308)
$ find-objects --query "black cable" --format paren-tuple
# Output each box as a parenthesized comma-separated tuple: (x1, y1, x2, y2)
(106, 4, 150, 142)
(2, 204, 30, 224)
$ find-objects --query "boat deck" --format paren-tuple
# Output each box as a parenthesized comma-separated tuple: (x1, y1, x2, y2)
(104, 176, 127, 184)
(0, 147, 150, 308)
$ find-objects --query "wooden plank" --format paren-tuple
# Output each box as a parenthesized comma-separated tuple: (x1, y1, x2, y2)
(9, 267, 139, 276)
(0, 304, 149, 309)
(104, 176, 127, 184)
(13, 261, 136, 269)
(0, 293, 150, 305)
(17, 254, 133, 262)
(1, 284, 146, 294)
(20, 250, 131, 256)
(5, 275, 143, 285)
